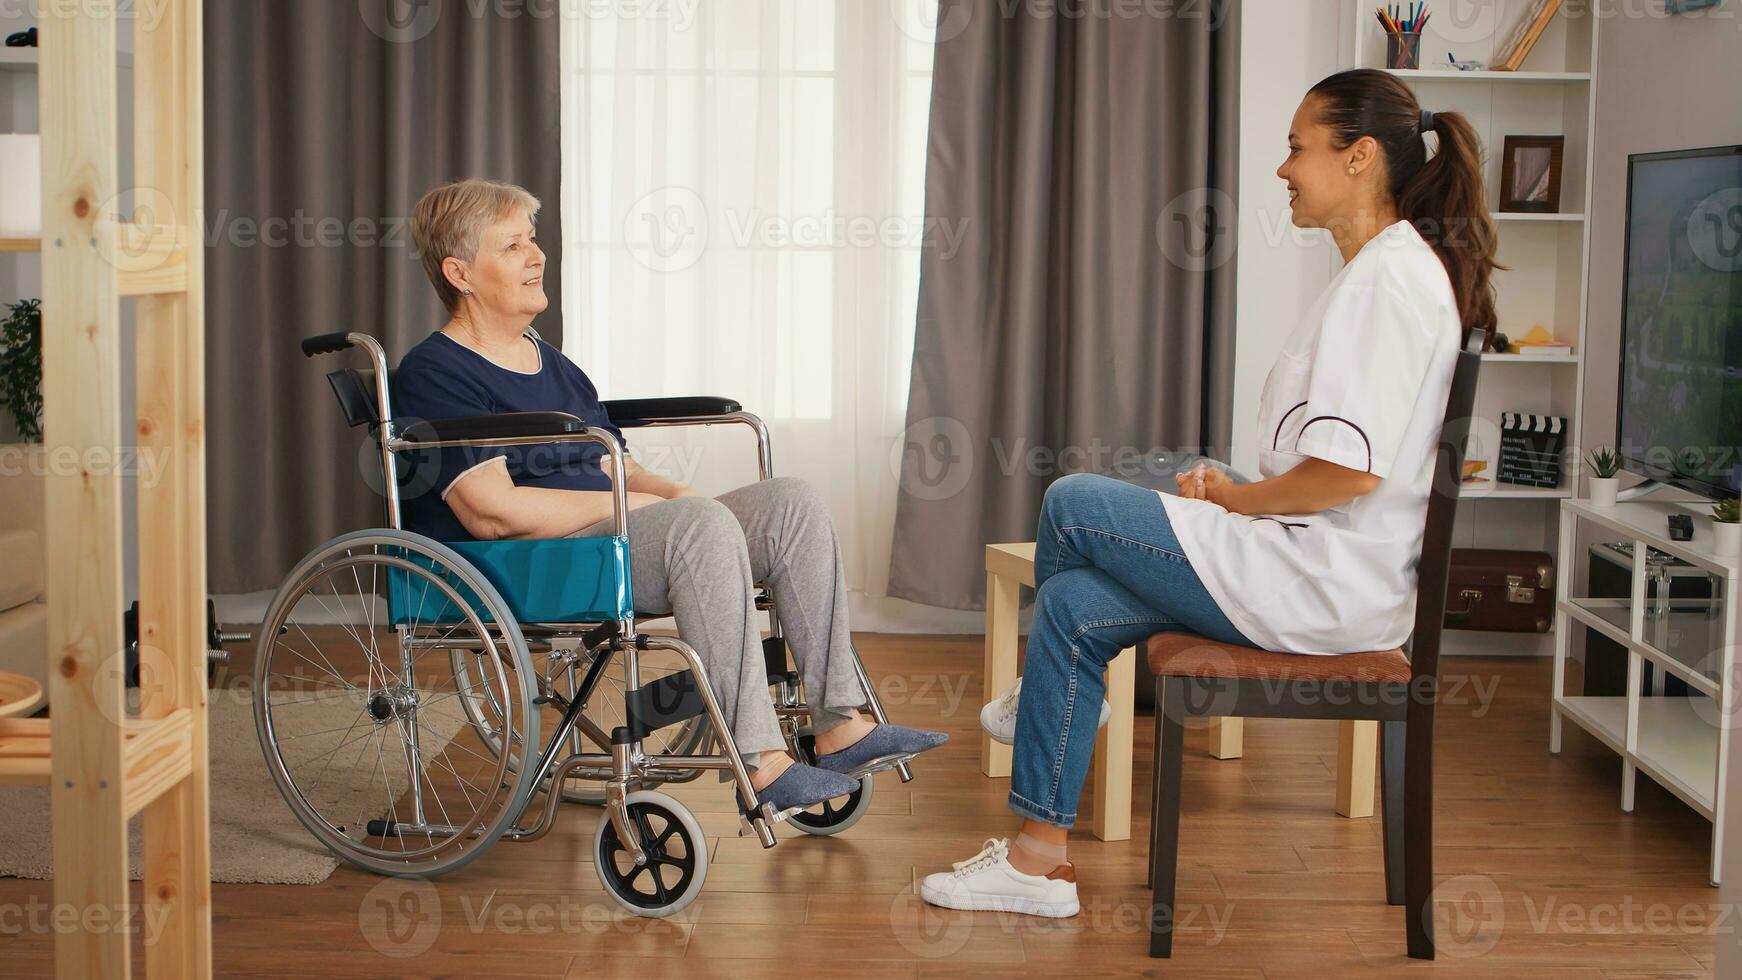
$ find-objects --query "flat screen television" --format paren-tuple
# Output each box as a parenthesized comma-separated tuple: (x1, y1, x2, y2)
(1616, 144, 1742, 501)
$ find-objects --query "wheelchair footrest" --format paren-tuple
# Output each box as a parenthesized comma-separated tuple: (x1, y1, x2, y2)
(837, 751, 918, 782)
(736, 802, 787, 848)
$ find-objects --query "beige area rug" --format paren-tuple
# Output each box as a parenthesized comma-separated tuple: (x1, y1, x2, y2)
(0, 690, 462, 885)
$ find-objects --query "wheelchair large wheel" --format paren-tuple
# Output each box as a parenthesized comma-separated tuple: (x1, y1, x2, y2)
(786, 733, 875, 836)
(594, 790, 708, 917)
(253, 529, 541, 878)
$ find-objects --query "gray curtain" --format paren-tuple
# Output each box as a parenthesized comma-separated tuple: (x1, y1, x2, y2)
(204, 1, 563, 592)
(887, 0, 1241, 610)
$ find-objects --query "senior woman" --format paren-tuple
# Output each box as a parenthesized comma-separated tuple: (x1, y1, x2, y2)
(394, 178, 945, 815)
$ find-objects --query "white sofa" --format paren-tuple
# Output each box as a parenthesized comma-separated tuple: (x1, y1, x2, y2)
(0, 444, 45, 693)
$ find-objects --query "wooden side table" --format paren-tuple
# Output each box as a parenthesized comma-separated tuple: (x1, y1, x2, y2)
(984, 542, 1135, 840)
(983, 542, 1380, 840)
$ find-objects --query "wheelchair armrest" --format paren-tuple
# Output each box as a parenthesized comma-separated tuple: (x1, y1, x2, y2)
(602, 397, 742, 427)
(398, 412, 589, 444)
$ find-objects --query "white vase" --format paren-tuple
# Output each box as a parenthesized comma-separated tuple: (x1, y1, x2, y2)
(1588, 476, 1618, 508)
(1713, 520, 1740, 558)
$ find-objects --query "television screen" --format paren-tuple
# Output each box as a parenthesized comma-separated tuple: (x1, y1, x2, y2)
(1617, 144, 1742, 500)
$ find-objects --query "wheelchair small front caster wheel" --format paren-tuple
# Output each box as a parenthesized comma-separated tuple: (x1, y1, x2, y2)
(594, 790, 708, 917)
(786, 774, 873, 836)
(789, 733, 875, 836)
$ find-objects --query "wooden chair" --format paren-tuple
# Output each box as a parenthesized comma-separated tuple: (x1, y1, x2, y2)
(1144, 326, 1485, 960)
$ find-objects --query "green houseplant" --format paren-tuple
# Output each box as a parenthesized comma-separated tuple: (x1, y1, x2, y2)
(1585, 447, 1620, 508)
(1712, 496, 1740, 558)
(0, 298, 41, 442)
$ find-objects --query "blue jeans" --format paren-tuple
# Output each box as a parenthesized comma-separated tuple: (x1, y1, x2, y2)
(1009, 472, 1252, 827)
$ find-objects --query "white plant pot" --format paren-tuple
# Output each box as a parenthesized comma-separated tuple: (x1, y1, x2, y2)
(1588, 476, 1618, 508)
(1713, 520, 1740, 558)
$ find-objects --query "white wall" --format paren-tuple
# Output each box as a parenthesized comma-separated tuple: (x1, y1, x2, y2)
(1230, 1, 1346, 477)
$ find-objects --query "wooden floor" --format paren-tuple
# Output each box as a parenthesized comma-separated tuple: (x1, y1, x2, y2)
(0, 637, 1721, 978)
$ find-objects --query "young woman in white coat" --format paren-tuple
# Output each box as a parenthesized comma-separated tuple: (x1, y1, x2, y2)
(921, 68, 1500, 917)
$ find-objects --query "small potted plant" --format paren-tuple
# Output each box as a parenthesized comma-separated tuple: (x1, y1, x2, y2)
(0, 298, 41, 442)
(1586, 447, 1620, 508)
(1712, 497, 1740, 558)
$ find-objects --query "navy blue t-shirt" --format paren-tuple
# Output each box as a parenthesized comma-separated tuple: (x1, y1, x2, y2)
(393, 330, 627, 541)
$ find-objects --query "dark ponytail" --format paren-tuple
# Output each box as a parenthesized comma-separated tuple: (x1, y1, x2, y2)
(1307, 69, 1500, 347)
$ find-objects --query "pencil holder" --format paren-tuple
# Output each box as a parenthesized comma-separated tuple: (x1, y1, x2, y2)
(1385, 31, 1422, 70)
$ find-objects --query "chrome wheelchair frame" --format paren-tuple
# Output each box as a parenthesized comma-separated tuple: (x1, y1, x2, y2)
(253, 330, 912, 916)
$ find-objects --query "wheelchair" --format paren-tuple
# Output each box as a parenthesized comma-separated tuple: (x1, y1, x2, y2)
(253, 330, 916, 917)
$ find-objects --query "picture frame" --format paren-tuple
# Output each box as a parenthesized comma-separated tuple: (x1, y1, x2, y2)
(1499, 135, 1565, 213)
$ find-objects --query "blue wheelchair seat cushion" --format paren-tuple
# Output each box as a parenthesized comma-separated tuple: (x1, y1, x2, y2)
(389, 535, 635, 626)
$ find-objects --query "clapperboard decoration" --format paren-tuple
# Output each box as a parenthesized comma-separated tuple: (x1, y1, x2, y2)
(1497, 412, 1566, 488)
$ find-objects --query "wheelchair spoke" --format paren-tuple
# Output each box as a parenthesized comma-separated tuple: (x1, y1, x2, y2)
(280, 624, 361, 692)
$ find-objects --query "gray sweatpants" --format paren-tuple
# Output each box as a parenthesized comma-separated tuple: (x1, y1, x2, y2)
(571, 476, 867, 760)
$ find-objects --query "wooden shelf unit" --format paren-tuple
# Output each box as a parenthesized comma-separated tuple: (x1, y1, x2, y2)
(38, 2, 212, 978)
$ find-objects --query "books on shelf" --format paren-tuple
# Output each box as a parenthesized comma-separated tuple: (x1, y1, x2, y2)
(1498, 412, 1566, 488)
(1494, 0, 1564, 72)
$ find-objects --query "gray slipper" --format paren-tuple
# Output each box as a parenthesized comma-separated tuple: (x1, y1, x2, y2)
(813, 724, 948, 777)
(742, 762, 862, 816)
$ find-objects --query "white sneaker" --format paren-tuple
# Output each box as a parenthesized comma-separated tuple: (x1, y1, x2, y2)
(919, 838, 1080, 917)
(979, 677, 1112, 746)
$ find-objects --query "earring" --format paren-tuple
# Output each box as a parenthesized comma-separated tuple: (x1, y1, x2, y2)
(463, 289, 472, 296)
(1347, 164, 1358, 176)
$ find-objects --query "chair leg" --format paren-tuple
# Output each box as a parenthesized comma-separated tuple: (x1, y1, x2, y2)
(1146, 678, 1164, 890)
(1149, 677, 1186, 959)
(1404, 707, 1436, 960)
(1380, 719, 1405, 906)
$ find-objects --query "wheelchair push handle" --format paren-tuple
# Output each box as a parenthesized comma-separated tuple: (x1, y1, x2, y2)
(301, 332, 356, 357)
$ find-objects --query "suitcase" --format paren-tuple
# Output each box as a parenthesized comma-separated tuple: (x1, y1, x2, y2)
(1443, 548, 1555, 633)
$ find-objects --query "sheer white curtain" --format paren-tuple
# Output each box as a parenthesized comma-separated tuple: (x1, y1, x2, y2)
(559, 1, 973, 631)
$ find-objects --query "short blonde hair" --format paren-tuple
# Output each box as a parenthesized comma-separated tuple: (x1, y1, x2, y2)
(410, 179, 542, 313)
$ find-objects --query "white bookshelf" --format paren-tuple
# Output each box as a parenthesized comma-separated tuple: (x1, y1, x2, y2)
(1343, 0, 1600, 657)
(1551, 499, 1740, 885)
